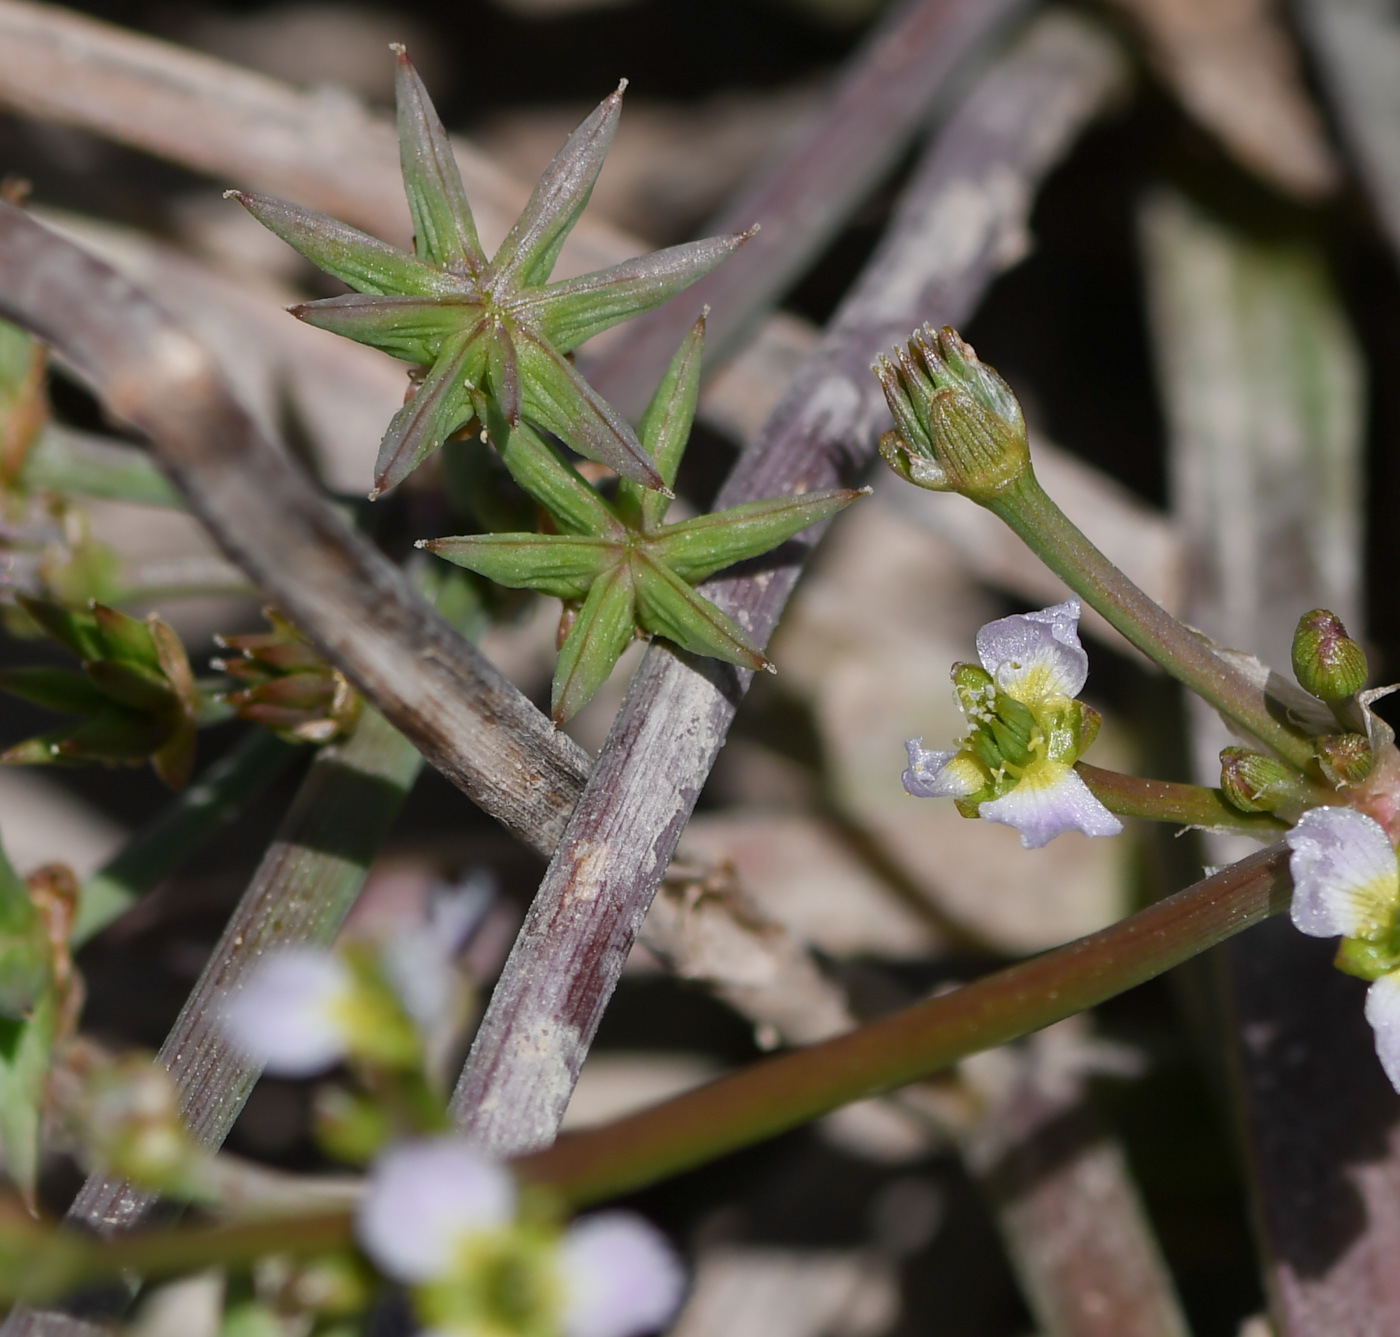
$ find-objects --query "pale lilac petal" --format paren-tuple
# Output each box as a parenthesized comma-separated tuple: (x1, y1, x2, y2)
(221, 948, 353, 1077)
(1366, 973, 1400, 1093)
(975, 599, 1087, 705)
(559, 1213, 685, 1337)
(384, 874, 495, 1029)
(903, 738, 984, 800)
(978, 760, 1122, 849)
(357, 1139, 516, 1283)
(1285, 806, 1400, 940)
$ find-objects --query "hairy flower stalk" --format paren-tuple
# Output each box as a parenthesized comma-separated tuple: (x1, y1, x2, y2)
(876, 325, 1317, 774)
(423, 318, 866, 721)
(232, 50, 751, 498)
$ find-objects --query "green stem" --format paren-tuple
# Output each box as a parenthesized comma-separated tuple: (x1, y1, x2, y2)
(1076, 762, 1287, 837)
(989, 469, 1317, 773)
(73, 729, 297, 946)
(517, 845, 1293, 1204)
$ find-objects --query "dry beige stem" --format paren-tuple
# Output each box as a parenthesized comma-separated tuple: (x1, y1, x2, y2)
(1107, 0, 1339, 198)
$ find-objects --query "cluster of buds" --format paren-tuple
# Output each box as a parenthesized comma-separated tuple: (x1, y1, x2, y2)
(214, 609, 362, 744)
(0, 596, 200, 789)
(1218, 609, 1377, 817)
(903, 600, 1122, 848)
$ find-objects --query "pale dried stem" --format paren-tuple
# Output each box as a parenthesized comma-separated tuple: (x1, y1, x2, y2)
(450, 13, 1133, 1156)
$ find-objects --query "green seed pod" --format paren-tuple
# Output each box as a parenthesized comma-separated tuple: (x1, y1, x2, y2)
(1292, 609, 1368, 702)
(1219, 747, 1300, 814)
(1316, 732, 1375, 788)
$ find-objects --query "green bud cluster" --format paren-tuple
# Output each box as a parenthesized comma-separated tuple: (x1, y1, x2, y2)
(945, 661, 1100, 815)
(0, 596, 201, 789)
(214, 608, 363, 745)
(1292, 608, 1368, 703)
(874, 325, 1030, 502)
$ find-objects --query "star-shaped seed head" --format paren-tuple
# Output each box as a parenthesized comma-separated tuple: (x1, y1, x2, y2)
(419, 316, 867, 723)
(230, 50, 752, 499)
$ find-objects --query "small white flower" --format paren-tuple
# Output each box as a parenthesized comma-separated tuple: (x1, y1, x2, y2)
(904, 599, 1122, 848)
(558, 1213, 685, 1337)
(384, 874, 494, 1031)
(221, 947, 355, 1077)
(1285, 806, 1400, 940)
(357, 1138, 516, 1283)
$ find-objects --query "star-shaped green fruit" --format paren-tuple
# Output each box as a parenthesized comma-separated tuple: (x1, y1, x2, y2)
(230, 49, 751, 498)
(421, 317, 867, 723)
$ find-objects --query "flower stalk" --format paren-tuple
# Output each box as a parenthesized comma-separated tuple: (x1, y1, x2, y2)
(987, 468, 1318, 772)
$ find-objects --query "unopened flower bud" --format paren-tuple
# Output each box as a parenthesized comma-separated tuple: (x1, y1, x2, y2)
(875, 326, 1028, 502)
(1219, 747, 1300, 814)
(1316, 732, 1375, 788)
(1292, 609, 1367, 702)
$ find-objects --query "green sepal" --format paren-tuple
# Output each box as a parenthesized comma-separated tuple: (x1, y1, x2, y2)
(532, 235, 745, 355)
(372, 329, 486, 498)
(0, 987, 58, 1208)
(649, 488, 867, 584)
(616, 316, 706, 530)
(488, 86, 623, 292)
(84, 659, 180, 715)
(293, 294, 480, 365)
(1336, 936, 1400, 982)
(0, 667, 109, 716)
(422, 534, 619, 600)
(230, 192, 452, 298)
(514, 330, 662, 490)
(15, 597, 103, 662)
(552, 564, 638, 723)
(90, 604, 161, 672)
(634, 554, 768, 671)
(393, 46, 485, 273)
(53, 710, 172, 762)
